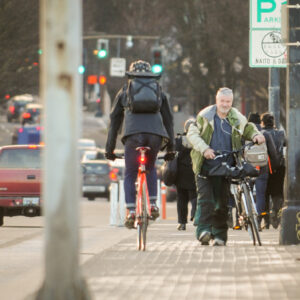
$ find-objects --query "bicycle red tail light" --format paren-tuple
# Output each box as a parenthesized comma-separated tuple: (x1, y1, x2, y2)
(139, 156, 146, 164)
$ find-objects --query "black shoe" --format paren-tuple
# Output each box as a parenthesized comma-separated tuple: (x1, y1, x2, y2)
(150, 206, 159, 220)
(198, 231, 211, 245)
(177, 223, 186, 231)
(270, 211, 279, 229)
(125, 213, 135, 229)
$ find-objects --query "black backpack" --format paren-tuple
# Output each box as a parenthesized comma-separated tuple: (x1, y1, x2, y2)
(126, 77, 162, 113)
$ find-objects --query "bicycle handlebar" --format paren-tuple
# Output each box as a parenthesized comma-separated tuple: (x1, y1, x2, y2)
(213, 141, 255, 160)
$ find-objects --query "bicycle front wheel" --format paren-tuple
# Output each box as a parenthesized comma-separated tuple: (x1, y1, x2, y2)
(137, 217, 142, 250)
(242, 183, 262, 246)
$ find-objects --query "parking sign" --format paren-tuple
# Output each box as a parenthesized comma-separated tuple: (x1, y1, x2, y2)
(249, 0, 287, 68)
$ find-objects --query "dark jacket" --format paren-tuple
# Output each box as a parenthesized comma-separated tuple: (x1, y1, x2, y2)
(263, 127, 286, 168)
(175, 134, 196, 190)
(261, 129, 280, 173)
(105, 85, 174, 153)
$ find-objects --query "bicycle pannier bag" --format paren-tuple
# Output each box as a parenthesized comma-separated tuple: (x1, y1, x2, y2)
(161, 155, 178, 186)
(244, 143, 268, 167)
(126, 77, 162, 113)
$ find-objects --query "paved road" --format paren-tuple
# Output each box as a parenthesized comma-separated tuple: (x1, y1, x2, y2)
(1, 197, 300, 300)
(0, 198, 135, 300)
(82, 212, 300, 300)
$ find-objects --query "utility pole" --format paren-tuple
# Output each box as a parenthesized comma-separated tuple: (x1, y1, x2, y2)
(36, 0, 91, 299)
(280, 0, 300, 245)
(268, 68, 280, 128)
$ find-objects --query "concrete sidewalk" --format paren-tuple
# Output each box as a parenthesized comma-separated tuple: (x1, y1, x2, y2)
(83, 218, 300, 300)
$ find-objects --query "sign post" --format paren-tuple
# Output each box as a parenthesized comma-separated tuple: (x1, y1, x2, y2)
(250, 0, 287, 128)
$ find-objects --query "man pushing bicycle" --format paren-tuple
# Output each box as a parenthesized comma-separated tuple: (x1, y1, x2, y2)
(187, 87, 265, 246)
(105, 60, 175, 229)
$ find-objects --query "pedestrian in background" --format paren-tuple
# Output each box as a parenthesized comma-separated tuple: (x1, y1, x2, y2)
(175, 119, 197, 231)
(187, 87, 264, 246)
(261, 113, 286, 229)
(248, 112, 279, 230)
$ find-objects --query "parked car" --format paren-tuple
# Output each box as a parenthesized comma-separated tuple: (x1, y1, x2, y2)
(6, 94, 35, 123)
(0, 144, 42, 226)
(20, 103, 42, 125)
(81, 159, 111, 200)
(12, 124, 43, 145)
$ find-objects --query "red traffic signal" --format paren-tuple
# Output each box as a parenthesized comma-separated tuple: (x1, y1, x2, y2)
(99, 75, 107, 85)
(87, 75, 98, 85)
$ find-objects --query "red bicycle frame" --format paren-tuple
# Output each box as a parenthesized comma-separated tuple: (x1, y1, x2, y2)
(136, 147, 151, 218)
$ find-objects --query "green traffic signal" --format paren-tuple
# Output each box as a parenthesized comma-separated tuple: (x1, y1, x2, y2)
(78, 65, 85, 74)
(152, 64, 163, 73)
(97, 49, 107, 59)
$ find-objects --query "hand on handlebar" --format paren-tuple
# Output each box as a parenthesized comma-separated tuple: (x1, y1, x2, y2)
(105, 152, 117, 161)
(252, 134, 265, 145)
(164, 152, 176, 161)
(203, 148, 216, 160)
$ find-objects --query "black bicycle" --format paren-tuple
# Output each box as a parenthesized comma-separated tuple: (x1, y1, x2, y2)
(213, 143, 262, 246)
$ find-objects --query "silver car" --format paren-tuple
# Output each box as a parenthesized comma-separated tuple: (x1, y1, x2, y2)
(81, 160, 110, 201)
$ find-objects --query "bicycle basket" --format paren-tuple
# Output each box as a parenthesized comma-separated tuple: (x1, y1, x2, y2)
(243, 143, 268, 167)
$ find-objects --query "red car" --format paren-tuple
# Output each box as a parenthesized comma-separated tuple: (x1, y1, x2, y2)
(0, 145, 42, 226)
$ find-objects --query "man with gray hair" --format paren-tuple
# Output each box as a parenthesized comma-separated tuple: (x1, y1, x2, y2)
(187, 87, 265, 246)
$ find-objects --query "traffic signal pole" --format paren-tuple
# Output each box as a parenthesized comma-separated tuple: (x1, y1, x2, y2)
(280, 0, 300, 245)
(36, 0, 91, 299)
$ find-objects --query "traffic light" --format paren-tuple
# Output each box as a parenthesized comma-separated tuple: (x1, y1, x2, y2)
(99, 75, 107, 85)
(78, 65, 85, 74)
(97, 39, 109, 59)
(151, 47, 163, 73)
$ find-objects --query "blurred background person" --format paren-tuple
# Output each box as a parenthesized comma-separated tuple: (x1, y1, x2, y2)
(261, 113, 286, 229)
(175, 118, 197, 231)
(248, 112, 279, 230)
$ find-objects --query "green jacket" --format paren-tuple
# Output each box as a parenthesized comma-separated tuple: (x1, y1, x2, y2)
(187, 105, 260, 175)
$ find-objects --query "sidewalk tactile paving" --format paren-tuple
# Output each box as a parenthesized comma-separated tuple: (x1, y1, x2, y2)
(83, 222, 300, 300)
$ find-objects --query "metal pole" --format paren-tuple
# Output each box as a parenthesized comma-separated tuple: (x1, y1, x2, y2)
(268, 68, 280, 128)
(117, 38, 121, 58)
(37, 0, 91, 298)
(280, 0, 300, 245)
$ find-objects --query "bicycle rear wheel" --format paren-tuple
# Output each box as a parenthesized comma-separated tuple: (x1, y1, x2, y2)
(141, 183, 148, 251)
(243, 183, 262, 246)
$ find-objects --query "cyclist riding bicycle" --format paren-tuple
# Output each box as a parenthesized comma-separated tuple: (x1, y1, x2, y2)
(187, 87, 265, 246)
(105, 60, 175, 229)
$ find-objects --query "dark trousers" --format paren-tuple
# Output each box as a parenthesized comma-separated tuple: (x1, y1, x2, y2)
(255, 171, 269, 215)
(176, 187, 197, 224)
(124, 133, 162, 209)
(194, 175, 230, 242)
(266, 165, 285, 215)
